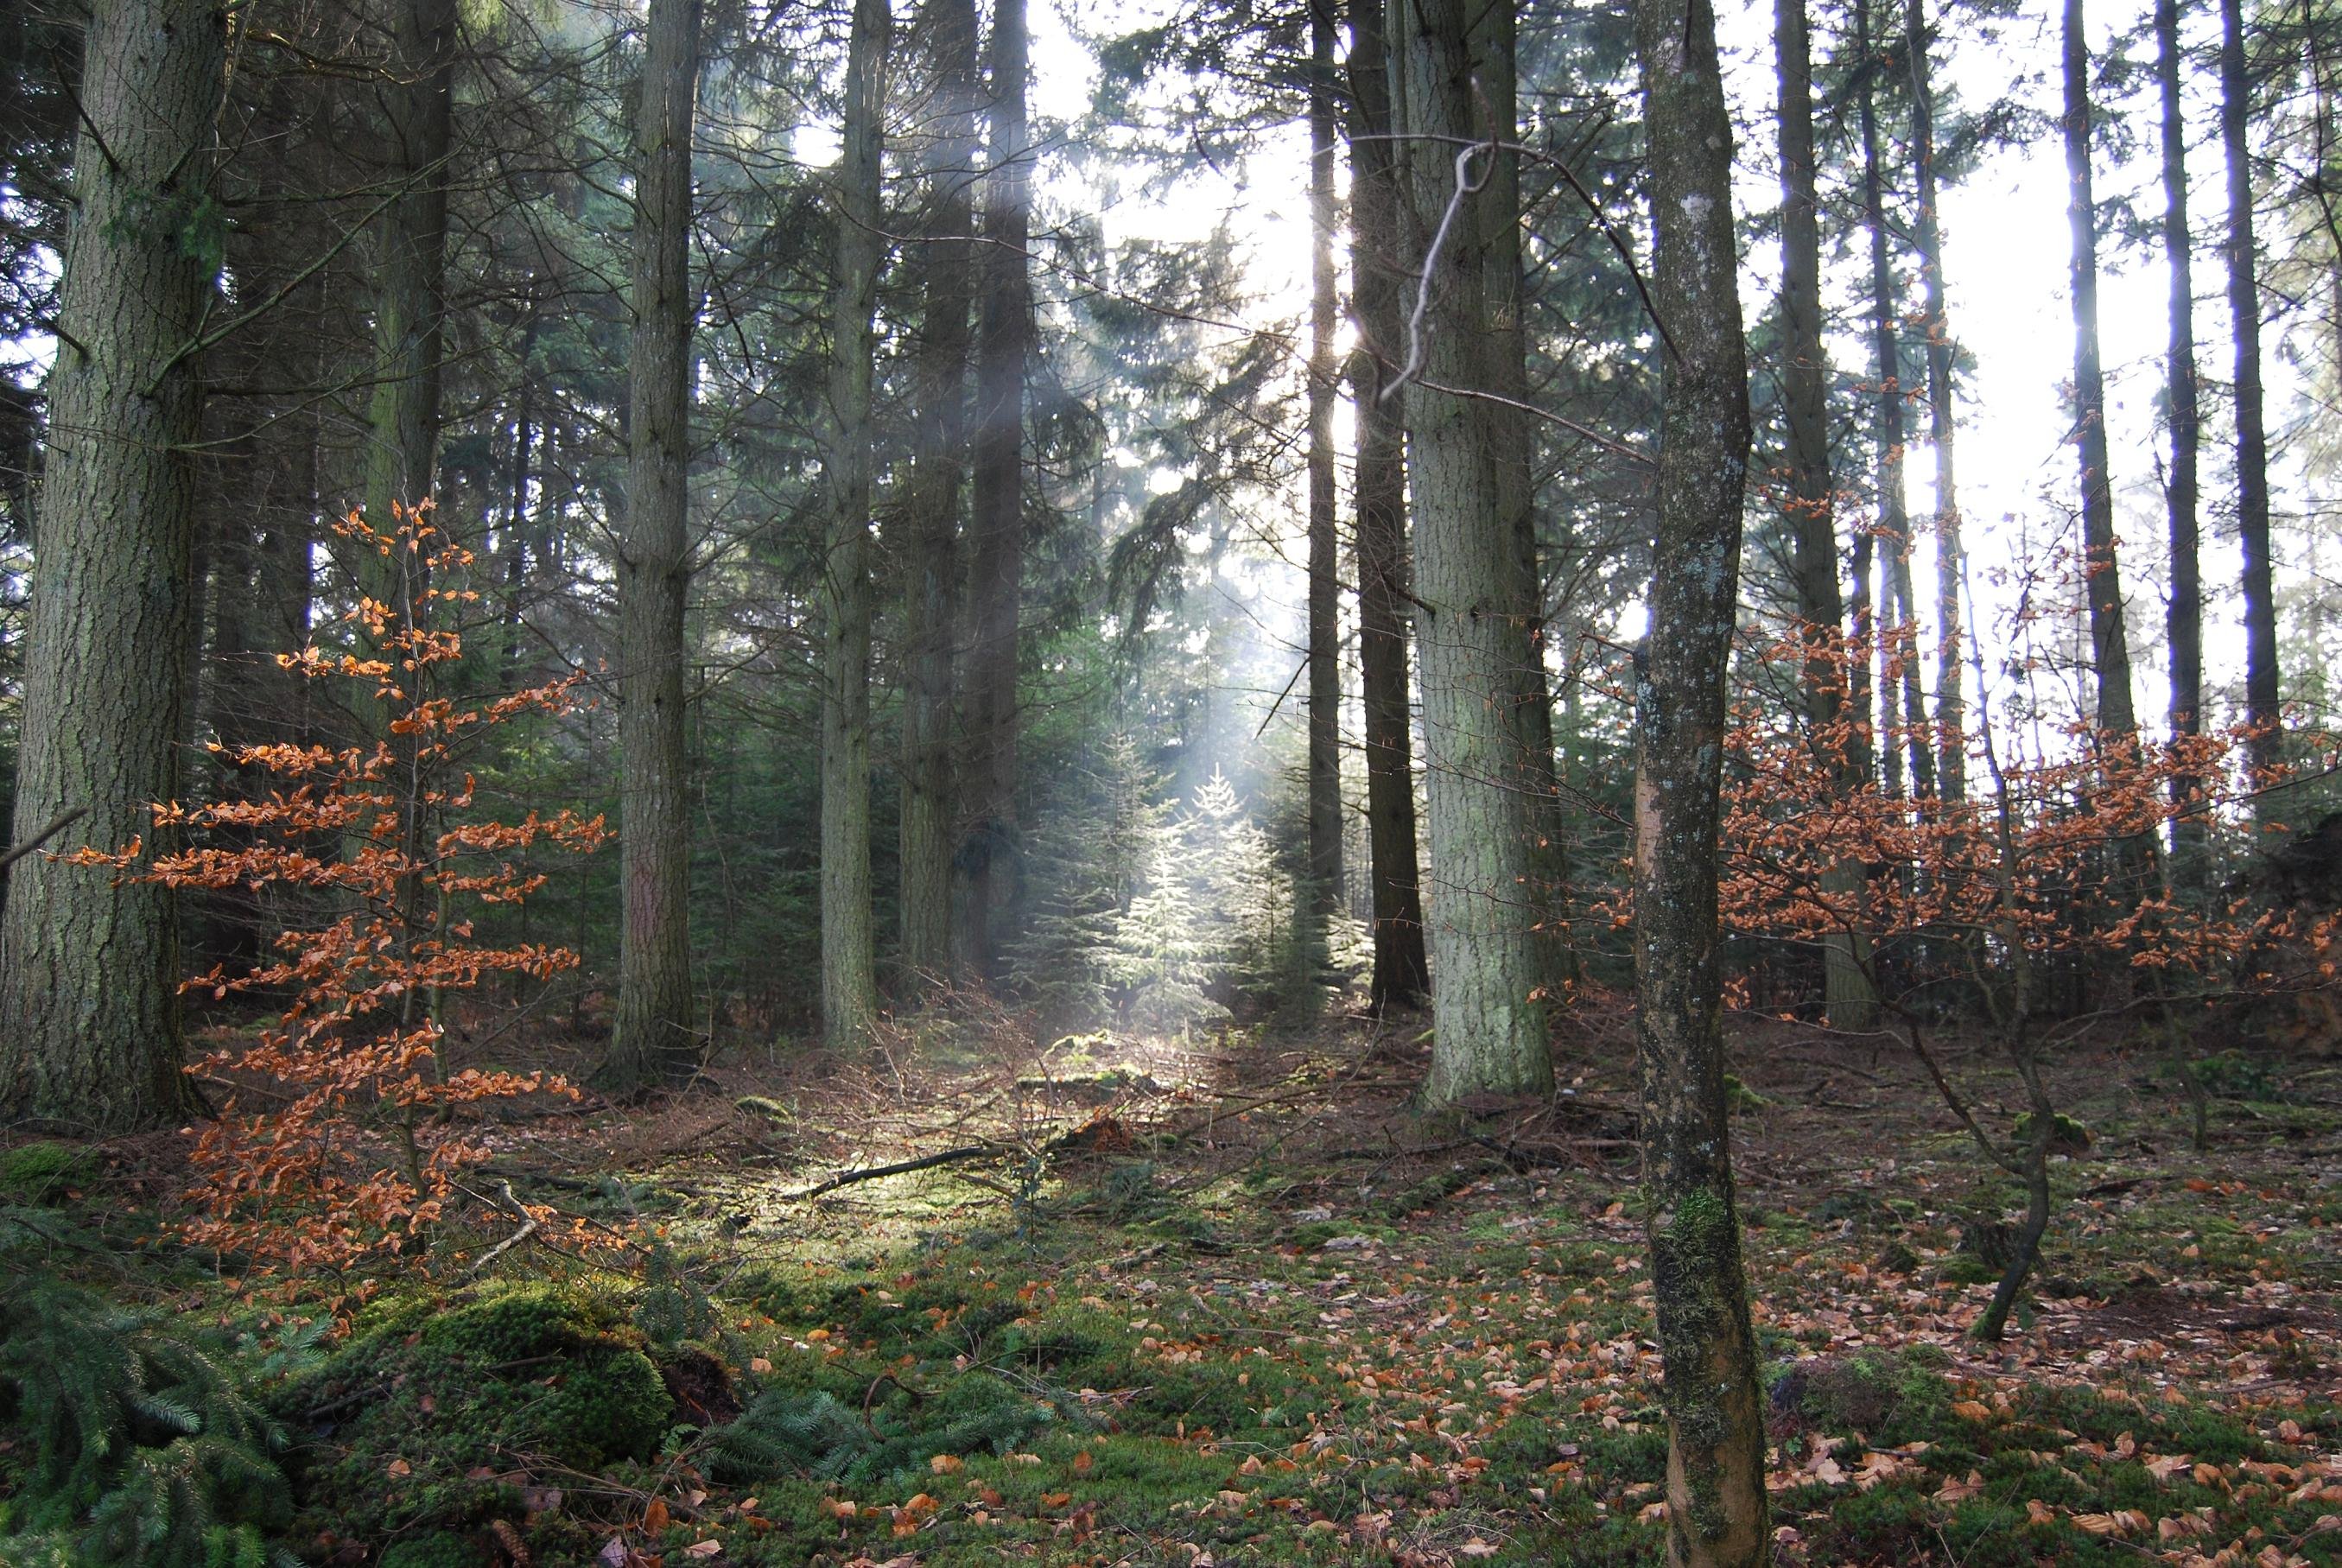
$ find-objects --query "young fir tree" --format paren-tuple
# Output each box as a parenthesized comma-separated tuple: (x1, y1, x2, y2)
(1005, 734, 1163, 1035)
(1184, 770, 1289, 1004)
(1108, 836, 1224, 1037)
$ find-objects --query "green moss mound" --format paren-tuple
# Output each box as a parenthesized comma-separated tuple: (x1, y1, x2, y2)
(276, 1280, 672, 1545)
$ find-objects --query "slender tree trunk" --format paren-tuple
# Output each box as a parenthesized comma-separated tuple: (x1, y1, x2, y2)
(1857, 0, 1920, 799)
(819, 0, 891, 1052)
(1392, 0, 1553, 1103)
(1892, 544, 1935, 797)
(1777, 0, 1875, 1027)
(2065, 0, 2139, 740)
(1305, 0, 1345, 917)
(2222, 0, 2281, 792)
(601, 0, 702, 1091)
(1632, 0, 1771, 1557)
(363, 0, 458, 538)
(0, 0, 224, 1130)
(1347, 0, 1431, 1009)
(504, 312, 539, 684)
(1906, 0, 1966, 803)
(961, 0, 1031, 981)
(898, 0, 982, 989)
(2160, 0, 2206, 870)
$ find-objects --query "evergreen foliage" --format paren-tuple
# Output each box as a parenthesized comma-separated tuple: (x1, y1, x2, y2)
(0, 1275, 297, 1567)
(707, 1370, 1052, 1484)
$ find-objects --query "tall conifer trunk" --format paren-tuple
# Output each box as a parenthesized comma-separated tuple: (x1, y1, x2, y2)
(1632, 0, 1771, 1555)
(0, 0, 225, 1129)
(1856, 0, 1924, 801)
(2221, 0, 2281, 791)
(1473, 0, 1571, 986)
(2160, 0, 2206, 867)
(962, 0, 1031, 981)
(363, 0, 458, 541)
(1906, 0, 1966, 802)
(1305, 0, 1344, 916)
(898, 0, 982, 986)
(2065, 0, 2140, 740)
(1776, 0, 1874, 1026)
(1346, 0, 1431, 1008)
(602, 0, 703, 1091)
(819, 0, 892, 1051)
(1392, 0, 1553, 1103)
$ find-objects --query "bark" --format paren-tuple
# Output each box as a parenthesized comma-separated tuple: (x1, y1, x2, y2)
(1631, 0, 1771, 1556)
(1305, 0, 1344, 917)
(1775, 0, 1874, 1027)
(1856, 0, 1920, 798)
(1472, 0, 1571, 987)
(601, 0, 703, 1092)
(819, 0, 892, 1052)
(0, 0, 224, 1130)
(898, 0, 982, 988)
(1347, 0, 1431, 1009)
(1906, 0, 1966, 803)
(1391, 0, 1553, 1103)
(2160, 0, 2206, 872)
(362, 0, 458, 540)
(2065, 0, 2139, 740)
(2222, 0, 2281, 794)
(960, 0, 1031, 981)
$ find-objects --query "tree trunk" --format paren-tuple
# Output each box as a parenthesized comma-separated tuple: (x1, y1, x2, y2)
(2159, 0, 2206, 872)
(601, 0, 703, 1092)
(1856, 0, 1919, 800)
(1346, 0, 1431, 1010)
(2065, 0, 2139, 741)
(362, 0, 458, 539)
(1305, 0, 1344, 918)
(819, 0, 892, 1052)
(898, 0, 982, 989)
(1906, 0, 1966, 803)
(1631, 0, 1772, 1556)
(2222, 0, 2281, 794)
(0, 0, 224, 1131)
(1391, 0, 1553, 1103)
(1776, 0, 1874, 1028)
(960, 0, 1031, 981)
(1473, 0, 1571, 989)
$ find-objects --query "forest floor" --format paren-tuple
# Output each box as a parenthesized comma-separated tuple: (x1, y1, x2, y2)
(21, 999, 2342, 1567)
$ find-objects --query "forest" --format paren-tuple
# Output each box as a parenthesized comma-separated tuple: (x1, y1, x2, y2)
(3, 0, 2342, 1558)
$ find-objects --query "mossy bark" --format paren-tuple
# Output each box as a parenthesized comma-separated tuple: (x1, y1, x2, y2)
(1391, 0, 1553, 1102)
(1631, 0, 1770, 1558)
(0, 0, 225, 1130)
(602, 0, 703, 1092)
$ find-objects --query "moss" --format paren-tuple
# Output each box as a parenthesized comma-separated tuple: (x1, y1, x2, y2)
(378, 1533, 489, 1568)
(2012, 1111, 2093, 1154)
(0, 1143, 94, 1205)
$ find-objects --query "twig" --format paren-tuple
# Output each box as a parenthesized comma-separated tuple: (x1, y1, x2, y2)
(0, 807, 87, 873)
(782, 1143, 1000, 1201)
(469, 1180, 541, 1275)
